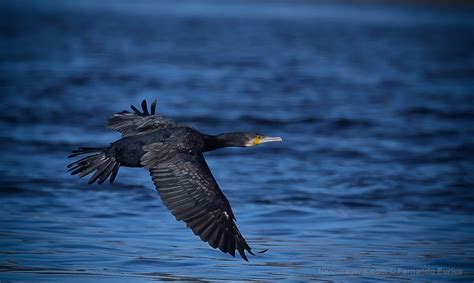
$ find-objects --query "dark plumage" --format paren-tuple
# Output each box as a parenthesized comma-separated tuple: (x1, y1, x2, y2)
(67, 100, 282, 261)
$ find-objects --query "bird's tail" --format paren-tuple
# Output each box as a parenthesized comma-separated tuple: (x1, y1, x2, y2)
(67, 147, 120, 184)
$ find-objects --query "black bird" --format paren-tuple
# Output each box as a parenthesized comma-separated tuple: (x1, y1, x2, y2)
(68, 100, 282, 261)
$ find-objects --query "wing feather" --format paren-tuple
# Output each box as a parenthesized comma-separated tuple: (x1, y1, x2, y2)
(107, 99, 179, 137)
(141, 143, 254, 261)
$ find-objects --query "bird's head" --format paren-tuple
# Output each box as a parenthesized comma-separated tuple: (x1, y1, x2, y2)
(204, 132, 283, 151)
(241, 132, 283, 147)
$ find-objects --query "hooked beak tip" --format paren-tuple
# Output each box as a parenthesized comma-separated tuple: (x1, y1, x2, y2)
(262, 136, 283, 143)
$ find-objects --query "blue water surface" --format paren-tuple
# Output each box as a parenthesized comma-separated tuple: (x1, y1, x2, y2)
(1, 0, 473, 281)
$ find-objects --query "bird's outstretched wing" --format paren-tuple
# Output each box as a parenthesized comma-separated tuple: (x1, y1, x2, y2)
(108, 100, 178, 137)
(141, 142, 255, 261)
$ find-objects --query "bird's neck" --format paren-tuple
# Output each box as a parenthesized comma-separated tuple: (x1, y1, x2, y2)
(203, 133, 242, 152)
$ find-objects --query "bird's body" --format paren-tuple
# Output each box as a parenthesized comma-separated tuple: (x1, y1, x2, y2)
(107, 127, 201, 167)
(68, 100, 282, 261)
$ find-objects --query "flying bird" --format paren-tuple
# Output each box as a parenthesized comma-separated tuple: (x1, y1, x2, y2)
(67, 100, 282, 261)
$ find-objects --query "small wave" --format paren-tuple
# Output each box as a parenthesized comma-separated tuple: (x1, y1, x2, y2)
(397, 129, 460, 140)
(339, 201, 383, 209)
(328, 118, 374, 129)
(0, 185, 54, 197)
(399, 107, 474, 120)
(393, 143, 474, 164)
(239, 115, 321, 126)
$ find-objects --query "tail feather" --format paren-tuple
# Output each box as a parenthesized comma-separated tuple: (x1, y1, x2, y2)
(68, 147, 120, 184)
(69, 147, 104, 157)
(109, 162, 120, 183)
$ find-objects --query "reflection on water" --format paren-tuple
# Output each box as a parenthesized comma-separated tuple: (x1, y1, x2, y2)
(1, 0, 473, 281)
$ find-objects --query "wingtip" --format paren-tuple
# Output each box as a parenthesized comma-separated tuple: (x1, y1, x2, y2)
(141, 100, 149, 115)
(237, 248, 249, 261)
(151, 100, 157, 115)
(247, 246, 255, 256)
(130, 104, 140, 114)
(130, 99, 157, 116)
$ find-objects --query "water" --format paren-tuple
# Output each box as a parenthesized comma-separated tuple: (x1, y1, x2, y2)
(1, 0, 473, 281)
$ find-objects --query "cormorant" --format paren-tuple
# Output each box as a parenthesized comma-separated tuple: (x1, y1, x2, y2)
(67, 100, 282, 261)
